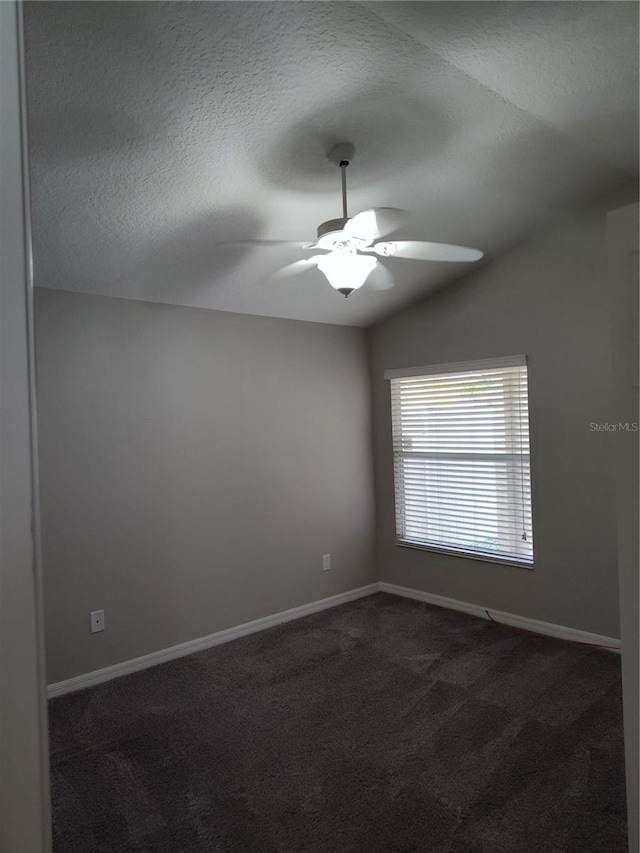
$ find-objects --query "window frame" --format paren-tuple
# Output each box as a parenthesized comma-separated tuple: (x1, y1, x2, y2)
(385, 356, 535, 570)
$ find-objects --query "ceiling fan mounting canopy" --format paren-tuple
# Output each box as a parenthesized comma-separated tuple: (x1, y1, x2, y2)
(222, 141, 484, 298)
(327, 142, 355, 168)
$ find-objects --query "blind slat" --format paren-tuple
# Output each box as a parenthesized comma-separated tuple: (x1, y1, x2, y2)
(389, 359, 533, 565)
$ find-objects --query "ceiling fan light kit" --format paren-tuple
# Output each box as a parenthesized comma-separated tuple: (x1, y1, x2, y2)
(231, 143, 484, 298)
(315, 250, 378, 297)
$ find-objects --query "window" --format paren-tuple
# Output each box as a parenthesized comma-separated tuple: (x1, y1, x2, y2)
(386, 356, 533, 566)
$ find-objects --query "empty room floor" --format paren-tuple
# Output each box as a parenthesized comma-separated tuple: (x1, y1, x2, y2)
(48, 594, 627, 853)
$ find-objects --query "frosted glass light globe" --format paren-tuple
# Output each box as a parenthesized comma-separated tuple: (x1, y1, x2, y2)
(315, 250, 377, 298)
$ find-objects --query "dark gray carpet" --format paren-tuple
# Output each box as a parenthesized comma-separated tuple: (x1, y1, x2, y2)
(48, 593, 627, 853)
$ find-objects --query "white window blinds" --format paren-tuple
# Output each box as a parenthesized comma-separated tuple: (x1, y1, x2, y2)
(386, 356, 533, 566)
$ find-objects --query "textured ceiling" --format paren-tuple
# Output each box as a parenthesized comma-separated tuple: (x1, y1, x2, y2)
(24, 1, 638, 327)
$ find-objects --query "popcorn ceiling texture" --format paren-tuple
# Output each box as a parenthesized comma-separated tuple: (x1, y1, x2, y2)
(24, 1, 638, 327)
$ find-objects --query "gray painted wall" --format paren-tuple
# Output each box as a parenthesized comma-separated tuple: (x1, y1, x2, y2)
(35, 290, 376, 684)
(607, 201, 639, 853)
(0, 3, 50, 850)
(370, 207, 623, 639)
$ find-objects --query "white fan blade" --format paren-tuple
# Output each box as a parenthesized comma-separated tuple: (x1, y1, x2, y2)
(268, 257, 321, 280)
(374, 241, 483, 262)
(366, 261, 395, 291)
(221, 240, 316, 249)
(344, 208, 409, 242)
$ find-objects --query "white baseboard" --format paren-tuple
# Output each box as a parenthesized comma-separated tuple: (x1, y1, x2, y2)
(47, 583, 379, 698)
(48, 580, 621, 698)
(378, 582, 621, 652)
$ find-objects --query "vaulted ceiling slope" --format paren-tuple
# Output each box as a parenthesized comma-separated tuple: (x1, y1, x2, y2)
(25, 1, 639, 327)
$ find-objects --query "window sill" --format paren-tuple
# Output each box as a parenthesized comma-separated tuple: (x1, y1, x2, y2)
(394, 540, 534, 570)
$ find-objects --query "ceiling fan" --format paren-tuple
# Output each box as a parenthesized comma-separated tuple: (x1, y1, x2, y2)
(229, 143, 484, 298)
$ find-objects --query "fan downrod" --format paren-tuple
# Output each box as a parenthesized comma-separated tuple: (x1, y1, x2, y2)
(318, 143, 355, 238)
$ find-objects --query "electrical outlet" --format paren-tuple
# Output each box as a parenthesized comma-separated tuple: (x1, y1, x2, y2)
(322, 554, 331, 572)
(90, 610, 105, 633)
